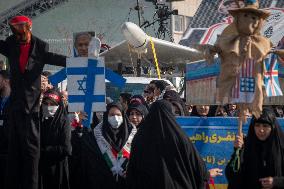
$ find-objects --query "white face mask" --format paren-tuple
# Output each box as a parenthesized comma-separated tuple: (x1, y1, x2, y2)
(42, 105, 59, 118)
(108, 115, 123, 129)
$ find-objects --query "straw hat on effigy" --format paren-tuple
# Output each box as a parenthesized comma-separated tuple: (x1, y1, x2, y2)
(228, 0, 270, 19)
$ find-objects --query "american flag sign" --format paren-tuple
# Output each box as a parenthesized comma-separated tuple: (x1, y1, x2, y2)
(231, 59, 256, 103)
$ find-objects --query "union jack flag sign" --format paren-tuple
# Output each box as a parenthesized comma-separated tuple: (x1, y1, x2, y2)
(264, 54, 283, 97)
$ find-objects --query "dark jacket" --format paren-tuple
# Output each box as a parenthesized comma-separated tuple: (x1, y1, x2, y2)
(226, 148, 284, 189)
(69, 127, 84, 189)
(0, 35, 66, 113)
(76, 130, 127, 189)
(39, 106, 71, 189)
(226, 108, 284, 189)
(0, 96, 10, 189)
(0, 96, 10, 154)
(127, 100, 208, 189)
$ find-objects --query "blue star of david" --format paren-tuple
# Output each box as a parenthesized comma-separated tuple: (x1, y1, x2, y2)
(77, 77, 87, 94)
(48, 58, 126, 128)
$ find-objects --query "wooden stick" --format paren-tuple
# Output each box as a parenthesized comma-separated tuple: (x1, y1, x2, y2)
(238, 119, 243, 136)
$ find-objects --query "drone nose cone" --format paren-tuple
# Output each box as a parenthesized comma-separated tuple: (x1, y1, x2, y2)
(121, 22, 148, 49)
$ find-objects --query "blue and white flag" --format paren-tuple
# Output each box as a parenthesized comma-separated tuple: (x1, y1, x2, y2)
(67, 57, 106, 113)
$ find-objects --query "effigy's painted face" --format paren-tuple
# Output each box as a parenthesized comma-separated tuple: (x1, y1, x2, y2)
(10, 23, 31, 43)
(237, 12, 260, 35)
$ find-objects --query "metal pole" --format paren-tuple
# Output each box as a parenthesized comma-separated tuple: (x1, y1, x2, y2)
(137, 0, 141, 26)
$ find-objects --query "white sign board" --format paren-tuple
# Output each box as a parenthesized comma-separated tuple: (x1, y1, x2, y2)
(67, 57, 106, 112)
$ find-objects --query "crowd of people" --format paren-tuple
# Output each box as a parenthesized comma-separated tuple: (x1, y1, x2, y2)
(0, 15, 283, 189)
(0, 71, 283, 189)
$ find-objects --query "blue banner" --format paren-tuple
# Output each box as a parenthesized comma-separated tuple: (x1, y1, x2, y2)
(186, 58, 284, 81)
(186, 59, 220, 81)
(177, 117, 284, 185)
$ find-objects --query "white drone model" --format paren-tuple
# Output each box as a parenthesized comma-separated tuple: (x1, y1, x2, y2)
(100, 22, 203, 72)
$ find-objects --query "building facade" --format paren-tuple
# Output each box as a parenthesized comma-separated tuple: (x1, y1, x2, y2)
(170, 0, 202, 43)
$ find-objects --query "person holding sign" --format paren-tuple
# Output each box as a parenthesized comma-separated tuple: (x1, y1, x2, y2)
(0, 16, 67, 189)
(76, 102, 135, 189)
(225, 108, 284, 189)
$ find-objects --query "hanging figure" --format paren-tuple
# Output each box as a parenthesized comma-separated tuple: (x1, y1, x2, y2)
(0, 16, 67, 189)
(198, 0, 284, 122)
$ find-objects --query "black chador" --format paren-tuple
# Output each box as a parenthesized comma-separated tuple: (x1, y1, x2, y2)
(127, 100, 209, 189)
(39, 90, 71, 189)
(74, 103, 135, 189)
(0, 16, 66, 189)
(226, 108, 284, 189)
(0, 94, 10, 189)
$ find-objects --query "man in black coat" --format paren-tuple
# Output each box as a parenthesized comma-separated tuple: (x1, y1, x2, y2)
(0, 70, 11, 189)
(0, 16, 67, 189)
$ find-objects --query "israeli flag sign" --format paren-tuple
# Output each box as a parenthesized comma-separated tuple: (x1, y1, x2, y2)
(67, 57, 106, 117)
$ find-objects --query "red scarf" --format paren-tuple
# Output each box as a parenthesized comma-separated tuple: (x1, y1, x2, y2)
(19, 43, 31, 73)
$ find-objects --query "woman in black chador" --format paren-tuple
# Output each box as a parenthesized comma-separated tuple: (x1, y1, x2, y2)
(39, 89, 71, 189)
(127, 100, 209, 189)
(226, 108, 284, 189)
(76, 102, 136, 189)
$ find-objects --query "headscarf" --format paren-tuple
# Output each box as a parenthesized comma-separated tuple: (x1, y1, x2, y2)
(127, 104, 148, 117)
(127, 100, 208, 189)
(9, 16, 32, 42)
(163, 90, 189, 116)
(102, 102, 131, 152)
(42, 91, 61, 106)
(41, 89, 68, 128)
(171, 100, 185, 116)
(129, 95, 149, 110)
(242, 108, 284, 188)
(9, 16, 32, 28)
(126, 104, 149, 127)
(190, 105, 217, 117)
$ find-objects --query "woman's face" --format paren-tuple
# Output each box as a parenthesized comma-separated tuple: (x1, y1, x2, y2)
(129, 109, 143, 127)
(172, 104, 181, 116)
(196, 105, 210, 116)
(229, 104, 236, 111)
(254, 123, 272, 141)
(108, 107, 122, 117)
